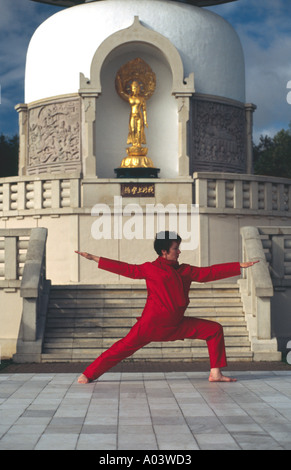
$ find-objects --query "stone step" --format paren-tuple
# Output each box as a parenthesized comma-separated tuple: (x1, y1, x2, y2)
(43, 335, 250, 349)
(49, 283, 240, 292)
(46, 302, 245, 313)
(41, 348, 253, 362)
(47, 310, 245, 328)
(48, 286, 242, 301)
(46, 307, 244, 319)
(48, 292, 242, 301)
(44, 316, 247, 329)
(41, 283, 252, 363)
(45, 322, 247, 339)
(44, 323, 248, 336)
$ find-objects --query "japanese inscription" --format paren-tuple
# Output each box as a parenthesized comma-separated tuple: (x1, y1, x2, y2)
(121, 183, 155, 197)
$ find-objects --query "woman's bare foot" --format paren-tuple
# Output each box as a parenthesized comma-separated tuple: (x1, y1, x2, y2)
(209, 368, 237, 382)
(77, 374, 91, 384)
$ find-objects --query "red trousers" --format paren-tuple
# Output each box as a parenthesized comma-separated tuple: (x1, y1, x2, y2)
(83, 317, 227, 381)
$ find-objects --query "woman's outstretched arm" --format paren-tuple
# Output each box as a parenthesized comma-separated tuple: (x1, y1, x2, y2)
(240, 261, 260, 268)
(75, 251, 149, 280)
(189, 260, 260, 283)
(75, 251, 99, 263)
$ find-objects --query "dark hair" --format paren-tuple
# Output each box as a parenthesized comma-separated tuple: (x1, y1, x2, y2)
(154, 231, 182, 255)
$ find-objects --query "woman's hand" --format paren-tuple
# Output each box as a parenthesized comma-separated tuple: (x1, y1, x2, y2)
(240, 260, 260, 268)
(75, 251, 99, 262)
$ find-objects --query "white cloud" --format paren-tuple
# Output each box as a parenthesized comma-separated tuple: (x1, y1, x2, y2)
(207, 0, 291, 138)
(241, 31, 291, 113)
(253, 126, 279, 144)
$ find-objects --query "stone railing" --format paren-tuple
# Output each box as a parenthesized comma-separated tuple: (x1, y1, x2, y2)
(19, 228, 49, 339)
(15, 227, 50, 362)
(1, 172, 291, 217)
(0, 228, 50, 362)
(239, 226, 281, 361)
(0, 174, 80, 215)
(259, 227, 291, 287)
(0, 229, 31, 286)
(194, 172, 291, 215)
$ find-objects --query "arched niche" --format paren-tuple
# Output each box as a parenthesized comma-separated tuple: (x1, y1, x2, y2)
(79, 16, 194, 178)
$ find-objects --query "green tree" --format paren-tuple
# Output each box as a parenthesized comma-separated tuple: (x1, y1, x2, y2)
(253, 124, 291, 178)
(0, 134, 19, 177)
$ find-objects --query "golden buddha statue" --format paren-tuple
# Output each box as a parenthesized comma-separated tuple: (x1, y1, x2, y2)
(115, 58, 157, 169)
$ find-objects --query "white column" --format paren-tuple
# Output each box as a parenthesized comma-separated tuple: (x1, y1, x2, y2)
(175, 94, 191, 177)
(15, 104, 28, 176)
(245, 103, 256, 174)
(80, 93, 99, 177)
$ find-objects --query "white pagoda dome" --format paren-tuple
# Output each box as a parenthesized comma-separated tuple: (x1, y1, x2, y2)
(25, 0, 245, 103)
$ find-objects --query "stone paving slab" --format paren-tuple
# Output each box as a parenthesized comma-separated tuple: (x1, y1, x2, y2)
(0, 371, 291, 450)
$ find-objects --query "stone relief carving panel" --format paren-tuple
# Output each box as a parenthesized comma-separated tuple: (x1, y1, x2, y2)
(27, 99, 81, 174)
(190, 98, 246, 174)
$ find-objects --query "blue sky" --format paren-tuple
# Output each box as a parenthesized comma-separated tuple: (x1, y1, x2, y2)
(0, 0, 290, 143)
(207, 0, 291, 142)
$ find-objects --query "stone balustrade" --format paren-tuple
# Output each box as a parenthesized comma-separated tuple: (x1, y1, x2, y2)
(1, 173, 291, 217)
(0, 229, 31, 286)
(18, 227, 49, 345)
(259, 226, 291, 287)
(0, 228, 50, 361)
(0, 175, 80, 214)
(194, 172, 291, 215)
(239, 226, 281, 361)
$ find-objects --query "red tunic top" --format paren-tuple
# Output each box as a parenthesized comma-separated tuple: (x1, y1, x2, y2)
(98, 256, 241, 328)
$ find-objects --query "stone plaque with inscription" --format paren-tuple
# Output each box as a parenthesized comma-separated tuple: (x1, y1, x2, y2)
(121, 183, 155, 197)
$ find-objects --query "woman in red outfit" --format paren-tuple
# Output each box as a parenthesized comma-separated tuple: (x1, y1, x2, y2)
(76, 232, 258, 383)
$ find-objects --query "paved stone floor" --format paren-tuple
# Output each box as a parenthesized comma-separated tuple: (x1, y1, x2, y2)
(0, 370, 291, 450)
